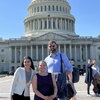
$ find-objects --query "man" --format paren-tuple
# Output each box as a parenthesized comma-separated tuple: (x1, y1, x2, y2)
(45, 40, 74, 100)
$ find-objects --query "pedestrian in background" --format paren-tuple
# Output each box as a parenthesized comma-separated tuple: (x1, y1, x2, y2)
(92, 60, 100, 96)
(85, 59, 93, 95)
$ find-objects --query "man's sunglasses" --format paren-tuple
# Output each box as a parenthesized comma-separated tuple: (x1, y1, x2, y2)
(49, 45, 55, 48)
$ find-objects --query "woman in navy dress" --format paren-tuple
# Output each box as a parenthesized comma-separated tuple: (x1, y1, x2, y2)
(32, 61, 57, 100)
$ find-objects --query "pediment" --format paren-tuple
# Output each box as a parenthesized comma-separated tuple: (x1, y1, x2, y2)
(32, 32, 71, 41)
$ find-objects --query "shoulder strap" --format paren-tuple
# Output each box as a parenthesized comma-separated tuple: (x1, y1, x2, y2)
(60, 53, 63, 73)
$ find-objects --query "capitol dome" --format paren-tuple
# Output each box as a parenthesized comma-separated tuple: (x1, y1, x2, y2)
(24, 0, 76, 37)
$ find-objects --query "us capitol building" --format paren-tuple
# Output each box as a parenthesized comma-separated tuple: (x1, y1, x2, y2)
(0, 0, 100, 73)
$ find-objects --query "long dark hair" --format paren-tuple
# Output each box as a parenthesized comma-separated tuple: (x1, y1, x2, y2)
(21, 56, 35, 70)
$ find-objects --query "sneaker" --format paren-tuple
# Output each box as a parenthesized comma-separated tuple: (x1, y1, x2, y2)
(87, 94, 91, 97)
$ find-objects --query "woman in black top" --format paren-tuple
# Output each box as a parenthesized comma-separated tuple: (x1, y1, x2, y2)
(32, 61, 57, 100)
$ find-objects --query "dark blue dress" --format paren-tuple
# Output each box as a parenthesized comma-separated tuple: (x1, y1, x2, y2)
(34, 73, 55, 100)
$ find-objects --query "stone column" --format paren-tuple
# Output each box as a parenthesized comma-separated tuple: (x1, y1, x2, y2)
(80, 45, 82, 61)
(15, 46, 17, 63)
(73, 21, 75, 32)
(61, 18, 62, 30)
(8, 47, 12, 72)
(42, 45, 44, 60)
(71, 20, 73, 32)
(26, 46, 28, 56)
(36, 45, 38, 60)
(85, 45, 88, 61)
(20, 46, 22, 63)
(65, 19, 67, 31)
(47, 18, 48, 29)
(31, 45, 33, 59)
(29, 21, 30, 32)
(33, 20, 35, 30)
(58, 44, 61, 52)
(68, 20, 69, 32)
(42, 19, 44, 29)
(24, 23, 26, 32)
(38, 19, 40, 30)
(56, 18, 58, 29)
(30, 20, 33, 31)
(69, 44, 72, 59)
(90, 45, 96, 60)
(9, 47, 12, 63)
(51, 18, 53, 29)
(64, 44, 66, 54)
(75, 45, 77, 61)
(47, 45, 49, 55)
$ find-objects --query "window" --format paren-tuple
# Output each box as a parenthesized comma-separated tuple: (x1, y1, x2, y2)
(44, 6, 46, 11)
(98, 47, 100, 49)
(58, 19, 61, 29)
(98, 55, 100, 60)
(40, 20, 42, 29)
(63, 7, 64, 12)
(48, 5, 51, 11)
(41, 6, 43, 11)
(56, 6, 58, 11)
(53, 19, 56, 29)
(1, 49, 4, 52)
(48, 20, 51, 29)
(44, 20, 47, 29)
(52, 5, 55, 11)
(37, 6, 39, 12)
(1, 59, 4, 62)
(60, 6, 62, 11)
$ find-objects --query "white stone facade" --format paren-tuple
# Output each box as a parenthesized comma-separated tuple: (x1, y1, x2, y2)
(0, 0, 100, 73)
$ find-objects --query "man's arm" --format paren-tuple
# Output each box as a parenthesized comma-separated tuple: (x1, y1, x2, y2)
(67, 71, 73, 82)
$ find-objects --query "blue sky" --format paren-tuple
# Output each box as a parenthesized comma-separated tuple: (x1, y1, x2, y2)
(0, 0, 100, 39)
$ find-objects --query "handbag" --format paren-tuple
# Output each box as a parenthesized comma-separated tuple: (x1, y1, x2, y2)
(72, 67, 80, 83)
(66, 83, 75, 99)
(57, 54, 74, 99)
(57, 72, 67, 99)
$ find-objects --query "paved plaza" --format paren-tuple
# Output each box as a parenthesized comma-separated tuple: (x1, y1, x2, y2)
(0, 75, 100, 100)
